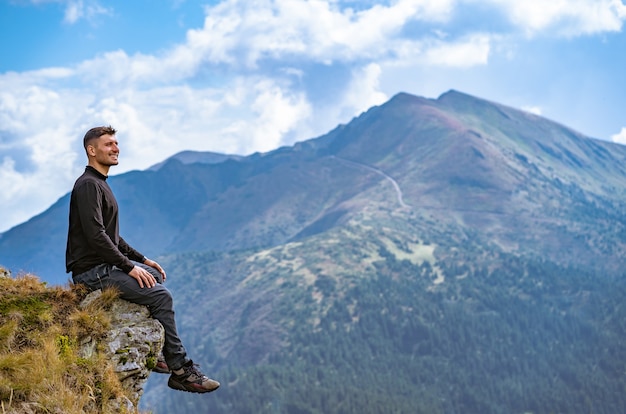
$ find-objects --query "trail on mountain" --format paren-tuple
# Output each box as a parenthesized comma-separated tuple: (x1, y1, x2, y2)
(332, 156, 410, 209)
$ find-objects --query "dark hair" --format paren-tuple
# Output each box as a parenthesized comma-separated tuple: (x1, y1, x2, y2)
(83, 125, 117, 150)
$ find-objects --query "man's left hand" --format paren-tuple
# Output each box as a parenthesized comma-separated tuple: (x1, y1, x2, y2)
(144, 258, 167, 282)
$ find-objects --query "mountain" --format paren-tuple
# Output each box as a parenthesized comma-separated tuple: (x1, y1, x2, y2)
(2, 90, 626, 413)
(2, 90, 626, 283)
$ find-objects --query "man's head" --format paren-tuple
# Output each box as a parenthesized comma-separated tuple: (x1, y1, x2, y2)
(83, 125, 117, 151)
(83, 125, 119, 173)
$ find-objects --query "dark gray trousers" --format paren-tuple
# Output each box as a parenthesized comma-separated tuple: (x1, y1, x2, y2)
(73, 262, 188, 370)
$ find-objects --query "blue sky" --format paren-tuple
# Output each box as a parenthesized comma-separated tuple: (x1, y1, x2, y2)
(1, 0, 625, 233)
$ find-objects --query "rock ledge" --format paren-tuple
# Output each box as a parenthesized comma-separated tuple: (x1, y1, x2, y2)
(79, 290, 165, 411)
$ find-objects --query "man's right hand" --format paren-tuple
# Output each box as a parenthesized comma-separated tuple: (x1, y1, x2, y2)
(129, 265, 157, 288)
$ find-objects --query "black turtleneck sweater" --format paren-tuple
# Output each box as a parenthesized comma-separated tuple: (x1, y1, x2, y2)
(66, 166, 145, 276)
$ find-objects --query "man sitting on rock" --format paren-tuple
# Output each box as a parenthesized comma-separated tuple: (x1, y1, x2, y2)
(66, 125, 219, 394)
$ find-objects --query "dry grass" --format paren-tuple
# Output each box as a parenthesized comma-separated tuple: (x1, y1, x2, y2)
(0, 268, 140, 414)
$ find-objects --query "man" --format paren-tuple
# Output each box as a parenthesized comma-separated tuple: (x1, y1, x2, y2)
(66, 125, 219, 394)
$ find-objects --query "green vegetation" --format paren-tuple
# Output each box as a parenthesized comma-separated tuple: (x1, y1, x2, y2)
(141, 221, 626, 414)
(0, 270, 138, 414)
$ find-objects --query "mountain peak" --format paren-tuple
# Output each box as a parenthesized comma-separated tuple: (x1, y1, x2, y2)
(388, 89, 489, 107)
(437, 88, 472, 100)
(3, 90, 626, 284)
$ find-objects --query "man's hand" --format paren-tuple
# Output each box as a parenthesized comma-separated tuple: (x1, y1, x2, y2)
(129, 265, 157, 288)
(144, 258, 167, 282)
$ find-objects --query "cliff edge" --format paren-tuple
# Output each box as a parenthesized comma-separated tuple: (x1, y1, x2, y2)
(0, 268, 164, 413)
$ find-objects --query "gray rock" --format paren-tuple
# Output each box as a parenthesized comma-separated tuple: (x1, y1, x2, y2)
(79, 290, 165, 411)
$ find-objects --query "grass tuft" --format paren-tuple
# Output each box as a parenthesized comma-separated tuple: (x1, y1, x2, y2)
(0, 268, 146, 413)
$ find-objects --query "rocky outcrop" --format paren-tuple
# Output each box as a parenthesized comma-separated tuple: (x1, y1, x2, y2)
(79, 290, 165, 411)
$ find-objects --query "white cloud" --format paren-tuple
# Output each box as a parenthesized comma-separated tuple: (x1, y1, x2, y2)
(190, 0, 457, 67)
(23, 0, 111, 24)
(2, 0, 626, 232)
(422, 34, 492, 67)
(611, 127, 626, 145)
(63, 0, 85, 23)
(484, 0, 626, 36)
(335, 63, 388, 122)
(0, 78, 92, 232)
(522, 105, 543, 115)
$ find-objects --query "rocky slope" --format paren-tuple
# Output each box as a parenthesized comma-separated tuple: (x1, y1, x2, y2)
(0, 270, 164, 413)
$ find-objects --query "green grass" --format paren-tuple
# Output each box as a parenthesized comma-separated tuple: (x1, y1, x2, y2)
(0, 268, 142, 414)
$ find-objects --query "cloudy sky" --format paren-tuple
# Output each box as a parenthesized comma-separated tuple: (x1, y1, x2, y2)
(1, 0, 625, 233)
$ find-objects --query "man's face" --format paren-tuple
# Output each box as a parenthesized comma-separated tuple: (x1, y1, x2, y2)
(89, 134, 119, 167)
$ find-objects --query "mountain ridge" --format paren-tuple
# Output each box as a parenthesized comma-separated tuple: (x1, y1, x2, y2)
(2, 90, 626, 413)
(2, 89, 626, 283)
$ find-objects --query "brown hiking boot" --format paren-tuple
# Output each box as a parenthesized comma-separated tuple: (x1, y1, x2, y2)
(152, 355, 171, 374)
(168, 360, 220, 393)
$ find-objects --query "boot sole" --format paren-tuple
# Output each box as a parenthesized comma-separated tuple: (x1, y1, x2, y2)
(168, 378, 219, 393)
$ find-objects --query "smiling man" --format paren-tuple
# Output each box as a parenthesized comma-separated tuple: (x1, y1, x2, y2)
(65, 125, 219, 394)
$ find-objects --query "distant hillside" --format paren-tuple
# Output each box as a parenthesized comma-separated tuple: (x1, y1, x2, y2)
(2, 90, 626, 413)
(2, 90, 626, 283)
(141, 223, 626, 414)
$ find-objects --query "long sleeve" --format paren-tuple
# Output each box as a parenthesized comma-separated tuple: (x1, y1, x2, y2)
(66, 167, 144, 275)
(73, 180, 136, 273)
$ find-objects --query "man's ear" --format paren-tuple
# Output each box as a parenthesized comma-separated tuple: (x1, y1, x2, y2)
(87, 144, 96, 157)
